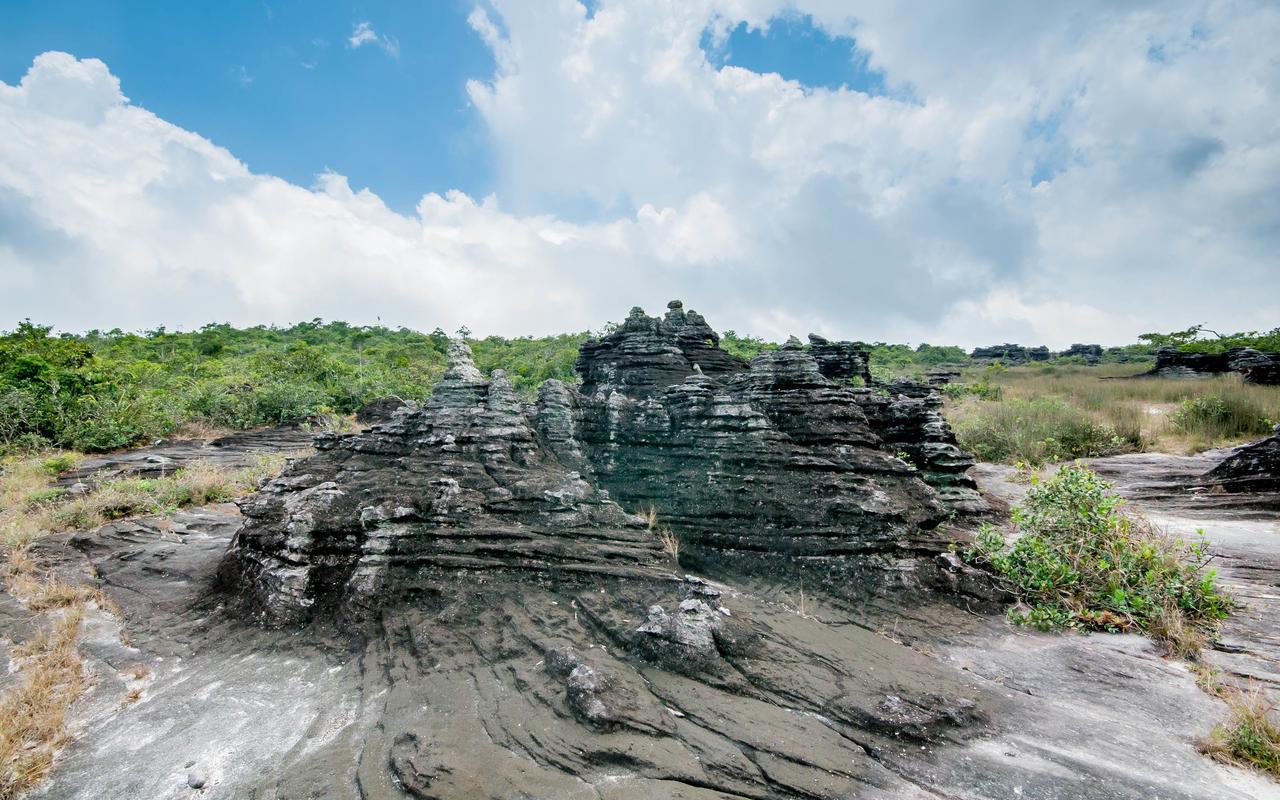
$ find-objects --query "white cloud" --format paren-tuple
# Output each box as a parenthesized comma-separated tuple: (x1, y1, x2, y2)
(2, 1, 1279, 349)
(347, 21, 400, 58)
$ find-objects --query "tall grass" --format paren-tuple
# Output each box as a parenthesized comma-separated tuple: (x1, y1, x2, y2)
(946, 365, 1280, 462)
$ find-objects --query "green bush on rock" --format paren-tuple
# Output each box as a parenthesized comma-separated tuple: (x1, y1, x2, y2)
(963, 464, 1230, 655)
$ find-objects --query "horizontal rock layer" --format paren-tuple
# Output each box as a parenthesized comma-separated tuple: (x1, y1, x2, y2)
(222, 303, 986, 625)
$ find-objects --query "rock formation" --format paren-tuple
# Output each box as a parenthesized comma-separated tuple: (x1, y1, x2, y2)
(806, 333, 872, 383)
(1139, 345, 1280, 384)
(221, 302, 986, 625)
(1206, 427, 1280, 492)
(1059, 343, 1103, 364)
(970, 343, 1051, 364)
(221, 340, 676, 625)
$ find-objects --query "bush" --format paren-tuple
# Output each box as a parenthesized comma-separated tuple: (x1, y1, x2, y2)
(1171, 394, 1273, 443)
(964, 464, 1230, 654)
(952, 397, 1138, 465)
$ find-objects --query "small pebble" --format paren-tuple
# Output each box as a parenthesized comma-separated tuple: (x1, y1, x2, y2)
(187, 770, 206, 790)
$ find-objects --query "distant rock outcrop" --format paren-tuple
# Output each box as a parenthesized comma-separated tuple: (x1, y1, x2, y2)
(970, 344, 1051, 364)
(1138, 346, 1280, 384)
(1059, 343, 1103, 364)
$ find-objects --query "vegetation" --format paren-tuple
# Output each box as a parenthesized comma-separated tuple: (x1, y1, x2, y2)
(0, 606, 86, 799)
(951, 396, 1140, 465)
(945, 364, 1280, 461)
(963, 464, 1230, 656)
(0, 320, 594, 454)
(1139, 325, 1280, 354)
(1200, 690, 1280, 779)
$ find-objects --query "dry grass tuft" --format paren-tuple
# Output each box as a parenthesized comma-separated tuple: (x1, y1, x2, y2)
(1200, 689, 1280, 779)
(0, 608, 87, 799)
(657, 527, 680, 560)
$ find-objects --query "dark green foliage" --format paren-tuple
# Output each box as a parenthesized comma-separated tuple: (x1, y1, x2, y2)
(720, 330, 777, 361)
(0, 319, 602, 452)
(964, 464, 1230, 650)
(856, 341, 969, 368)
(468, 332, 590, 397)
(1139, 325, 1280, 354)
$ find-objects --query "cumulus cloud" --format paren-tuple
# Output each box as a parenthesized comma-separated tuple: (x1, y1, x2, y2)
(2, 1, 1279, 348)
(347, 21, 400, 58)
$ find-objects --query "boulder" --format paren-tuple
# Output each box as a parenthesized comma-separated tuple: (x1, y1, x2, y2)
(807, 333, 872, 383)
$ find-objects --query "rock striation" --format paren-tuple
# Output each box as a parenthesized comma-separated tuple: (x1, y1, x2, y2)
(221, 340, 676, 625)
(970, 344, 1051, 364)
(807, 333, 872, 383)
(222, 302, 986, 625)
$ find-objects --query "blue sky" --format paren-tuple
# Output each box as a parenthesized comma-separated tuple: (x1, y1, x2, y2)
(0, 2, 892, 215)
(0, 1, 1276, 345)
(1, 0, 496, 212)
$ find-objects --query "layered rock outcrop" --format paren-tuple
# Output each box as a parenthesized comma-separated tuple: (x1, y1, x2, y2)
(1206, 427, 1280, 492)
(221, 302, 986, 625)
(221, 341, 676, 625)
(807, 333, 872, 383)
(1139, 346, 1280, 384)
(1059, 343, 1103, 364)
(970, 343, 1051, 364)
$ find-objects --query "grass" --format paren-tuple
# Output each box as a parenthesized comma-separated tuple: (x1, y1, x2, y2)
(945, 364, 1280, 463)
(1200, 690, 1280, 779)
(641, 505, 681, 560)
(962, 463, 1230, 657)
(0, 449, 297, 799)
(0, 608, 87, 800)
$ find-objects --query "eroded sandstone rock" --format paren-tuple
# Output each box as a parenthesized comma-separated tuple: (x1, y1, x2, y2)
(1206, 428, 1280, 492)
(970, 343, 1051, 364)
(221, 303, 986, 625)
(1139, 345, 1280, 384)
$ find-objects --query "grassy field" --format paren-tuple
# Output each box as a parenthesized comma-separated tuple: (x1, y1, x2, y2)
(943, 364, 1280, 465)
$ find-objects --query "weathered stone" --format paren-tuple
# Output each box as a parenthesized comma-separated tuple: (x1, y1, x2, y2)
(1206, 428, 1280, 492)
(970, 344, 1051, 364)
(220, 339, 675, 626)
(221, 302, 987, 625)
(807, 333, 872, 383)
(576, 300, 747, 399)
(1059, 343, 1103, 364)
(1138, 345, 1280, 383)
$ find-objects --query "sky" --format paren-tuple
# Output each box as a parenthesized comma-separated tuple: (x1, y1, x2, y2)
(1, 0, 1277, 348)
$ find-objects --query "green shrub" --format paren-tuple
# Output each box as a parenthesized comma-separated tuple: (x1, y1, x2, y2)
(940, 381, 1003, 401)
(1171, 394, 1273, 443)
(964, 464, 1230, 653)
(952, 397, 1138, 465)
(1201, 691, 1280, 778)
